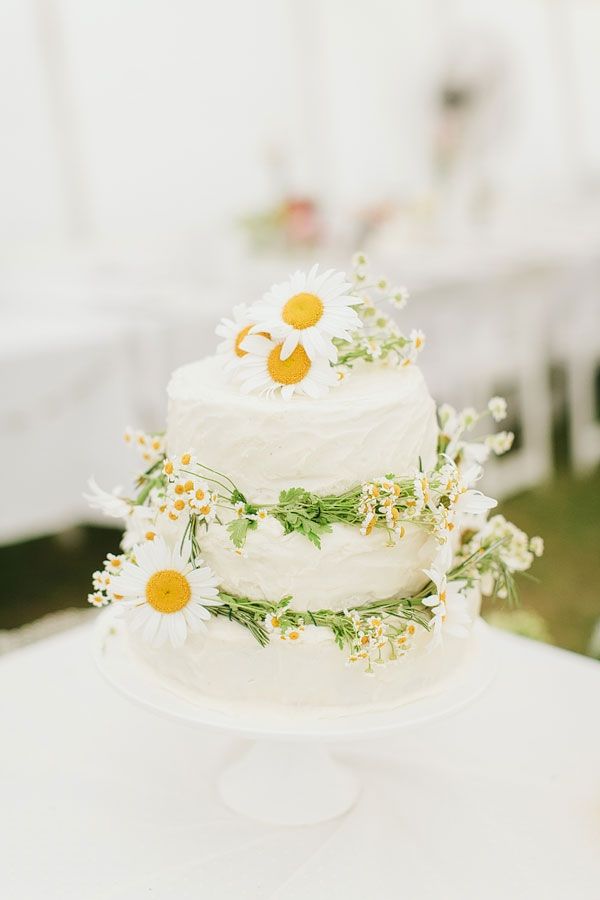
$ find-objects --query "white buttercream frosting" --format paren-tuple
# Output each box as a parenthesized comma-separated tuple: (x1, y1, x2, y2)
(198, 519, 436, 611)
(167, 355, 439, 503)
(125, 352, 480, 715)
(128, 586, 481, 715)
(164, 354, 441, 610)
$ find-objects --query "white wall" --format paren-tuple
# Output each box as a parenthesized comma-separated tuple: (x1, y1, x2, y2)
(0, 0, 598, 253)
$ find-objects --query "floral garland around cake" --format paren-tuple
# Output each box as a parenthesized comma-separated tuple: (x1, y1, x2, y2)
(84, 255, 543, 672)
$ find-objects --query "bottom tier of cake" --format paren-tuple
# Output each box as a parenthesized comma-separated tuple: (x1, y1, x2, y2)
(128, 593, 481, 717)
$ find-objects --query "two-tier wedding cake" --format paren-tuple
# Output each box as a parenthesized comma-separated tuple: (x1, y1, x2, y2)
(86, 255, 542, 716)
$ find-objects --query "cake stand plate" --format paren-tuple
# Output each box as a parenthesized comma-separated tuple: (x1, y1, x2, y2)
(93, 609, 496, 825)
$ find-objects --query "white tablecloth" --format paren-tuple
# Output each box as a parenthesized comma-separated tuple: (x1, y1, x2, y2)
(1, 623, 599, 899)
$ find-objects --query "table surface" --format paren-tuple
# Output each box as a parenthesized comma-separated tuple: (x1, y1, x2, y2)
(1, 622, 599, 900)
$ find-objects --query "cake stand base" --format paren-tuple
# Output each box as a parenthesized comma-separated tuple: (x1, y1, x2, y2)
(218, 741, 359, 826)
(94, 609, 496, 826)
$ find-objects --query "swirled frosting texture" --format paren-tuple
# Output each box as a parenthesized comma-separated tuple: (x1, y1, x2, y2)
(167, 355, 438, 504)
(128, 591, 481, 715)
(199, 519, 436, 611)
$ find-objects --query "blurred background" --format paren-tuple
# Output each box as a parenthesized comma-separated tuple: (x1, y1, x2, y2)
(1, 0, 599, 656)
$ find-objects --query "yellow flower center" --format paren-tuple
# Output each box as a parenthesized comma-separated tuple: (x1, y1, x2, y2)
(234, 324, 254, 358)
(145, 569, 191, 614)
(282, 293, 324, 330)
(234, 325, 270, 358)
(267, 343, 311, 385)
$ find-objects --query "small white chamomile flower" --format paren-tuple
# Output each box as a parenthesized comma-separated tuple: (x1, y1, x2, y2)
(188, 482, 211, 512)
(104, 552, 125, 573)
(409, 329, 425, 352)
(488, 396, 508, 422)
(280, 625, 304, 642)
(87, 592, 108, 608)
(486, 431, 514, 455)
(389, 286, 410, 310)
(92, 570, 111, 591)
(334, 365, 351, 385)
(264, 610, 283, 632)
(352, 251, 369, 270)
(530, 536, 544, 557)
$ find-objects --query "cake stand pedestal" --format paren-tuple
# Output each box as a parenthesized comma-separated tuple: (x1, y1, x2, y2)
(93, 610, 496, 826)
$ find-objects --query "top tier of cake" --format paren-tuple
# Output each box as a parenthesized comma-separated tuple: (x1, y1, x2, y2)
(167, 355, 438, 504)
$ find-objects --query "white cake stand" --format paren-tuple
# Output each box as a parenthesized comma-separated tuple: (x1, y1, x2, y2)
(93, 608, 496, 826)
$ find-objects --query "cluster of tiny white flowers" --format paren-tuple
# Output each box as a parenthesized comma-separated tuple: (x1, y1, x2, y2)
(263, 607, 305, 642)
(438, 399, 514, 473)
(231, 501, 270, 530)
(359, 479, 407, 539)
(87, 551, 128, 607)
(346, 253, 424, 369)
(358, 460, 479, 545)
(485, 431, 515, 455)
(123, 428, 165, 467)
(351, 252, 410, 311)
(483, 515, 543, 572)
(467, 514, 544, 598)
(345, 610, 419, 672)
(161, 452, 218, 524)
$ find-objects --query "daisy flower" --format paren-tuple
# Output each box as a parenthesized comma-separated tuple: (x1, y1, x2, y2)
(250, 264, 360, 363)
(87, 592, 108, 608)
(115, 537, 221, 648)
(422, 559, 470, 647)
(426, 592, 471, 647)
(237, 333, 338, 400)
(453, 486, 497, 518)
(215, 303, 270, 373)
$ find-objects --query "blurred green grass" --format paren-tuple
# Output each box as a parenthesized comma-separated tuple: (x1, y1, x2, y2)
(485, 467, 600, 655)
(1, 469, 599, 656)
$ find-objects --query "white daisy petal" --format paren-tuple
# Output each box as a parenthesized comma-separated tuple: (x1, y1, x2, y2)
(280, 331, 300, 361)
(142, 609, 163, 645)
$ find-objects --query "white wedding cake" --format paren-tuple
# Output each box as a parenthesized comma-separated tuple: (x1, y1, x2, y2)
(87, 257, 542, 716)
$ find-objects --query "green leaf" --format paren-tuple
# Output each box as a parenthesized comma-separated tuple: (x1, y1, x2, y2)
(226, 517, 251, 548)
